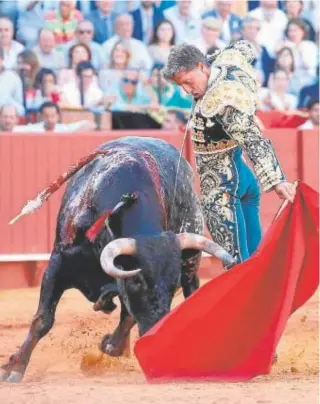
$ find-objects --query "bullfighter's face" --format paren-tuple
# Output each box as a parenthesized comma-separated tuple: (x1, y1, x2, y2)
(172, 63, 210, 99)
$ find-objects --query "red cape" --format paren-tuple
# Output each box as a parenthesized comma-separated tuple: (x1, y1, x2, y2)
(134, 183, 319, 382)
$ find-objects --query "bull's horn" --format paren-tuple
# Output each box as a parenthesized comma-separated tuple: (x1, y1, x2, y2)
(100, 238, 141, 279)
(176, 233, 236, 267)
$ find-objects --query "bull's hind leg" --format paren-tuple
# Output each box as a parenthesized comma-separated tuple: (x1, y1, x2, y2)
(181, 251, 201, 298)
(0, 253, 66, 383)
(100, 297, 135, 357)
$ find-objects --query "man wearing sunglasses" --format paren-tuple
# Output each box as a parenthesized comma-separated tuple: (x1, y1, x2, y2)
(108, 69, 154, 112)
(65, 19, 104, 70)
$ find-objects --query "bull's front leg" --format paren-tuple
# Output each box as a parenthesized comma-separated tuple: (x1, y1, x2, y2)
(0, 253, 66, 383)
(100, 297, 135, 357)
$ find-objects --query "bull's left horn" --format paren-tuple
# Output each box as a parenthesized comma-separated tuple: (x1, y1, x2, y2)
(176, 233, 236, 268)
(100, 238, 141, 279)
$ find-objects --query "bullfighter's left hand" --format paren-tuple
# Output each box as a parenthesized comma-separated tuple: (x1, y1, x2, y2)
(273, 181, 297, 203)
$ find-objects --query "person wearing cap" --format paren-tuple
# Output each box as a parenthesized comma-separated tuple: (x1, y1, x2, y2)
(191, 17, 226, 55)
(163, 40, 296, 265)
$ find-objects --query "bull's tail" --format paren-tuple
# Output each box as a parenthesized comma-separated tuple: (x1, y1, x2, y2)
(9, 150, 110, 225)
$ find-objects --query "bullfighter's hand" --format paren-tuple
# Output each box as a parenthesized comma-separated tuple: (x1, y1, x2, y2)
(273, 181, 297, 203)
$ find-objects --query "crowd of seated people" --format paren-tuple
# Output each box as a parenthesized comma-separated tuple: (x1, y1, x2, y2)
(0, 0, 318, 132)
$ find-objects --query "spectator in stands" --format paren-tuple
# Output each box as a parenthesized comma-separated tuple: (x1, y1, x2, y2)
(16, 1, 46, 48)
(148, 20, 176, 65)
(58, 43, 92, 86)
(298, 75, 319, 109)
(60, 61, 104, 109)
(202, 0, 242, 44)
(33, 28, 65, 70)
(44, 0, 83, 50)
(17, 49, 41, 111)
(0, 1, 19, 28)
(191, 17, 226, 54)
(88, 0, 117, 44)
(302, 0, 319, 35)
(102, 13, 153, 70)
(0, 17, 24, 69)
(298, 100, 319, 130)
(259, 69, 297, 111)
(0, 104, 19, 132)
(13, 101, 96, 132)
(0, 47, 24, 115)
(98, 39, 132, 92)
(65, 20, 104, 70)
(248, 0, 288, 57)
(131, 0, 163, 44)
(75, 0, 97, 18)
(33, 68, 62, 108)
(284, 0, 315, 41)
(273, 46, 302, 96)
(240, 16, 273, 86)
(108, 68, 155, 112)
(162, 109, 187, 131)
(276, 19, 318, 92)
(163, 0, 201, 45)
(148, 64, 192, 109)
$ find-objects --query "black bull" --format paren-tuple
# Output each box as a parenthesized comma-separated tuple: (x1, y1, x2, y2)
(0, 137, 234, 383)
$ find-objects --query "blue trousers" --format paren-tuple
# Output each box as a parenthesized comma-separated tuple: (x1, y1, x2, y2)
(195, 147, 262, 264)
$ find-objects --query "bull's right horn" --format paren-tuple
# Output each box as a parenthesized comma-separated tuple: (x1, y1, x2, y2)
(100, 238, 141, 279)
(176, 233, 236, 268)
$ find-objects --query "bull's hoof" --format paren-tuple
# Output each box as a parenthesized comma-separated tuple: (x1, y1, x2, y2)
(100, 334, 124, 357)
(0, 368, 9, 382)
(6, 371, 24, 383)
(0, 368, 24, 383)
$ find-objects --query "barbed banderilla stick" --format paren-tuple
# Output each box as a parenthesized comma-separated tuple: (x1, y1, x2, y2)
(9, 150, 110, 225)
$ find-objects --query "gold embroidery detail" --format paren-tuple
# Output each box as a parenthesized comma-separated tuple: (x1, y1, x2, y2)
(191, 129, 205, 143)
(200, 80, 256, 118)
(212, 49, 257, 80)
(193, 139, 237, 154)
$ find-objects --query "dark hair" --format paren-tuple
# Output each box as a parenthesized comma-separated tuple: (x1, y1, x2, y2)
(285, 18, 309, 40)
(68, 43, 92, 68)
(39, 101, 60, 115)
(150, 19, 176, 46)
(163, 44, 206, 80)
(34, 68, 57, 89)
(76, 61, 95, 76)
(275, 46, 295, 72)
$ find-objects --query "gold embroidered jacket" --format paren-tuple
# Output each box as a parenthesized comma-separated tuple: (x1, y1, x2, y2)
(189, 40, 285, 192)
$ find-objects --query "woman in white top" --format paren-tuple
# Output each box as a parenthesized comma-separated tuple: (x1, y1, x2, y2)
(99, 39, 132, 93)
(259, 69, 298, 111)
(276, 18, 318, 91)
(60, 61, 104, 109)
(148, 19, 176, 66)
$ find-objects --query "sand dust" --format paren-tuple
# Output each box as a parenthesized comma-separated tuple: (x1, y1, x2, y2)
(0, 285, 318, 404)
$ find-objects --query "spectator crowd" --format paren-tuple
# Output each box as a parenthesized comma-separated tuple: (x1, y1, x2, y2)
(0, 0, 318, 132)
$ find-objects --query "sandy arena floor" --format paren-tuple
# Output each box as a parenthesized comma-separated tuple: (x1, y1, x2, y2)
(0, 284, 318, 404)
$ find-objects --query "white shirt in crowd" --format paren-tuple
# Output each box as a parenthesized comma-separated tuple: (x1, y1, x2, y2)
(13, 120, 92, 133)
(259, 88, 298, 111)
(102, 35, 153, 70)
(298, 120, 317, 130)
(61, 81, 104, 109)
(0, 69, 24, 115)
(2, 40, 25, 69)
(248, 7, 288, 57)
(164, 5, 201, 45)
